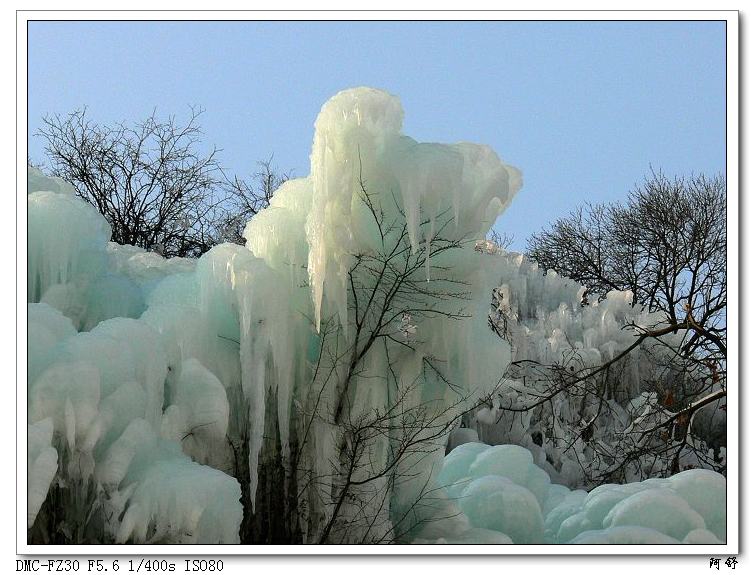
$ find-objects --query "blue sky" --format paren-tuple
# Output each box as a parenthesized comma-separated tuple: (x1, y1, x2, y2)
(27, 20, 726, 250)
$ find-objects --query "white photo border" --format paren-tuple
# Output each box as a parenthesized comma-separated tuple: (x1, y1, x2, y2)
(15, 8, 740, 558)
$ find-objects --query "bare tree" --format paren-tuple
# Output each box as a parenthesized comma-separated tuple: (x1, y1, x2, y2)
(527, 171, 726, 357)
(28, 156, 45, 170)
(480, 172, 728, 487)
(219, 156, 291, 245)
(475, 229, 514, 255)
(37, 107, 225, 258)
(487, 229, 514, 251)
(486, 310, 726, 486)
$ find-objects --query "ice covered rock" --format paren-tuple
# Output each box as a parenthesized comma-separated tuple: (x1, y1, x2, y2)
(437, 441, 489, 490)
(544, 489, 588, 543)
(550, 471, 725, 544)
(440, 443, 552, 511)
(468, 444, 551, 508)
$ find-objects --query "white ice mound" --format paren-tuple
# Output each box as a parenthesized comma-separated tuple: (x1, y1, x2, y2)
(668, 468, 727, 541)
(603, 488, 705, 540)
(459, 475, 544, 543)
(432, 444, 726, 544)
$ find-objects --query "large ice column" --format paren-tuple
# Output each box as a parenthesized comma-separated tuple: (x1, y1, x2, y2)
(306, 88, 403, 332)
(304, 87, 521, 332)
(289, 88, 523, 539)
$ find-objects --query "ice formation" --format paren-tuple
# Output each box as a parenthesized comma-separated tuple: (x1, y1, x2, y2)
(27, 419, 57, 529)
(26, 87, 726, 545)
(27, 167, 240, 543)
(418, 442, 726, 544)
(471, 252, 726, 488)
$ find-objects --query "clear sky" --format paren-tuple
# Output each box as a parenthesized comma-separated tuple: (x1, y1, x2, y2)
(27, 20, 726, 251)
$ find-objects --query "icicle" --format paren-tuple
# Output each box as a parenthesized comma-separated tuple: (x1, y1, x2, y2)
(238, 288, 266, 513)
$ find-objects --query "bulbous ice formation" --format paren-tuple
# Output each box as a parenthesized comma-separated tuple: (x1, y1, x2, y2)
(27, 172, 240, 543)
(422, 443, 726, 545)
